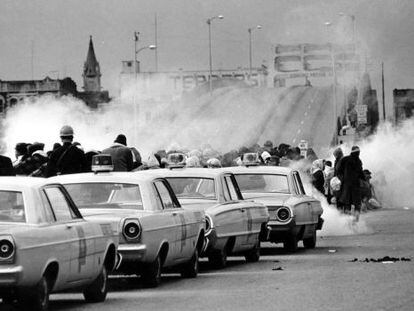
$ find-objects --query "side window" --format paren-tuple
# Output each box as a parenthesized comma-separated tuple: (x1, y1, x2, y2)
(44, 187, 78, 222)
(224, 175, 239, 201)
(40, 191, 56, 223)
(293, 172, 306, 195)
(154, 181, 178, 209)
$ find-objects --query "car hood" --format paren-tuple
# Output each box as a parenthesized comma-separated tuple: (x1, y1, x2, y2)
(241, 192, 291, 207)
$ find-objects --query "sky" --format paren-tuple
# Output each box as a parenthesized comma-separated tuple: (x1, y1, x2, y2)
(1, 0, 414, 116)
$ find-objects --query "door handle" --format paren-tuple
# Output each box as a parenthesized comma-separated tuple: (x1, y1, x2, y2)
(66, 224, 73, 229)
(240, 209, 245, 213)
(172, 212, 178, 216)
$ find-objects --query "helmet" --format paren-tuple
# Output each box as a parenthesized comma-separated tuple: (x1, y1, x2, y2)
(60, 125, 74, 137)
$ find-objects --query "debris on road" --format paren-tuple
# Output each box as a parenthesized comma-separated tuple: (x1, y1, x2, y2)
(272, 266, 284, 271)
(348, 256, 411, 263)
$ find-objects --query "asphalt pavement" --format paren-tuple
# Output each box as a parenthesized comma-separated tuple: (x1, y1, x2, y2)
(3, 206, 414, 311)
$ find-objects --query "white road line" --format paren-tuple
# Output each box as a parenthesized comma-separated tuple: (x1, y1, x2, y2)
(301, 120, 304, 125)
(304, 112, 308, 116)
(292, 138, 296, 143)
(297, 129, 301, 134)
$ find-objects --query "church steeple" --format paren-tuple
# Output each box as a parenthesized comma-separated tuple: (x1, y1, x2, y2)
(83, 35, 101, 92)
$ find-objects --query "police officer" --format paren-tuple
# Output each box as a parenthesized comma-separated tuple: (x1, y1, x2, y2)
(45, 125, 88, 177)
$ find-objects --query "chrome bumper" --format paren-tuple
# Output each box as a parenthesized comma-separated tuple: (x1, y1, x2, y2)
(118, 244, 147, 262)
(0, 265, 23, 286)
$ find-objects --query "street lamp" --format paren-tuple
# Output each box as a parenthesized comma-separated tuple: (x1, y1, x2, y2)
(133, 31, 157, 144)
(248, 25, 262, 77)
(325, 21, 338, 145)
(207, 15, 224, 94)
(339, 12, 356, 49)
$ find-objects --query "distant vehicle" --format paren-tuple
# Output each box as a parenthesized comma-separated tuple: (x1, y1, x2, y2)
(50, 155, 205, 288)
(226, 154, 323, 252)
(0, 177, 119, 311)
(147, 165, 269, 268)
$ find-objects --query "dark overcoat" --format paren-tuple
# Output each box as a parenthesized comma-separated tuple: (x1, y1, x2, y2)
(337, 154, 365, 206)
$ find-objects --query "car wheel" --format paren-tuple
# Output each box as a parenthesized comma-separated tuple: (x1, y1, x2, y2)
(208, 248, 227, 269)
(181, 249, 199, 278)
(83, 265, 108, 303)
(283, 234, 298, 253)
(303, 230, 317, 249)
(21, 276, 49, 311)
(245, 240, 260, 263)
(141, 255, 162, 288)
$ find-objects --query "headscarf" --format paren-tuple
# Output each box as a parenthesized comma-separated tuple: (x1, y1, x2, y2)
(311, 159, 324, 174)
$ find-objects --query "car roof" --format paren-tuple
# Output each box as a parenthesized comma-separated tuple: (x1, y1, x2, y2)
(0, 177, 48, 189)
(143, 167, 231, 179)
(224, 165, 293, 175)
(48, 171, 164, 184)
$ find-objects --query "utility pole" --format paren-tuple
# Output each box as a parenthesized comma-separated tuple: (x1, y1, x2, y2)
(382, 61, 386, 120)
(133, 31, 139, 145)
(155, 14, 158, 72)
(31, 40, 34, 80)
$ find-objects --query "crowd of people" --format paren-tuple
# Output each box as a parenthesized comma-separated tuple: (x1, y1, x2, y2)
(0, 125, 381, 220)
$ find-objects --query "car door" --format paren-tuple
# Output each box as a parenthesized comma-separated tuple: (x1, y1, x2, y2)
(43, 185, 96, 283)
(221, 174, 250, 250)
(166, 179, 198, 261)
(292, 171, 313, 225)
(153, 179, 183, 262)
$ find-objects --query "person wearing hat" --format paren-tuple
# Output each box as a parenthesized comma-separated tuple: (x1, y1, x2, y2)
(45, 125, 88, 177)
(336, 146, 366, 221)
(0, 152, 15, 176)
(102, 134, 133, 172)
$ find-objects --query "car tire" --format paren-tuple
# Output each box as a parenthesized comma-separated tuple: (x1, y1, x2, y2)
(284, 234, 298, 253)
(303, 230, 317, 249)
(141, 255, 162, 288)
(181, 249, 199, 278)
(21, 276, 49, 311)
(83, 265, 108, 303)
(208, 248, 227, 269)
(245, 240, 260, 263)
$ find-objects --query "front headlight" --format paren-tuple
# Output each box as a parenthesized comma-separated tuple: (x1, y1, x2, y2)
(205, 215, 213, 235)
(122, 219, 141, 241)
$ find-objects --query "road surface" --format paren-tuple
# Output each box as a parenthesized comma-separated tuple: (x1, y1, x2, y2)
(3, 206, 413, 311)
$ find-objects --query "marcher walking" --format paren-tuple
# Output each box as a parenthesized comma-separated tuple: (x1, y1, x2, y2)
(102, 134, 134, 172)
(0, 154, 15, 176)
(45, 125, 88, 177)
(337, 146, 366, 221)
(311, 159, 325, 194)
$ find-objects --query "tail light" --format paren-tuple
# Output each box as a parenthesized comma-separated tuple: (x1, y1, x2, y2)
(205, 215, 213, 235)
(276, 207, 291, 222)
(123, 219, 141, 241)
(0, 236, 15, 263)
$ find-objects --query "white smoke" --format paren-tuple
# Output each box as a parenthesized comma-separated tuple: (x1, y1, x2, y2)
(359, 119, 414, 208)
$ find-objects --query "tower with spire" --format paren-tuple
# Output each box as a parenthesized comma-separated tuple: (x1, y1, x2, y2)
(83, 36, 101, 92)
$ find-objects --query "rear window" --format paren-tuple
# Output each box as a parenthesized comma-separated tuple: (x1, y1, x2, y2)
(0, 191, 26, 223)
(166, 177, 216, 200)
(234, 174, 290, 194)
(64, 183, 143, 210)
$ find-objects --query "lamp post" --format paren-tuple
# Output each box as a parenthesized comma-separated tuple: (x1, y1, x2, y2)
(248, 25, 262, 77)
(339, 12, 356, 50)
(207, 15, 223, 94)
(133, 31, 157, 143)
(325, 21, 338, 145)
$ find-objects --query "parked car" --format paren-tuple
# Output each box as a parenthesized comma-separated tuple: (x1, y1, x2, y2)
(0, 177, 119, 311)
(146, 166, 269, 268)
(50, 156, 205, 288)
(227, 154, 323, 252)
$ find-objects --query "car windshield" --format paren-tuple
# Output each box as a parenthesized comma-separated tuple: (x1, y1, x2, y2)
(64, 183, 143, 210)
(0, 191, 26, 223)
(234, 174, 290, 194)
(166, 177, 216, 200)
